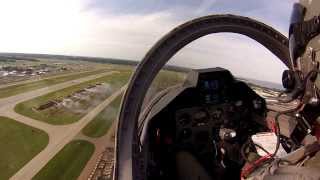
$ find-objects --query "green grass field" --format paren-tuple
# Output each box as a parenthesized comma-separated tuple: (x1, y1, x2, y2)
(82, 93, 123, 138)
(152, 70, 186, 92)
(82, 70, 186, 138)
(0, 69, 109, 99)
(32, 140, 94, 180)
(0, 116, 49, 180)
(143, 70, 186, 106)
(15, 71, 131, 125)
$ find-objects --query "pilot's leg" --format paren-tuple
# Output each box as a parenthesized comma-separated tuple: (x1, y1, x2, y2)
(176, 151, 211, 180)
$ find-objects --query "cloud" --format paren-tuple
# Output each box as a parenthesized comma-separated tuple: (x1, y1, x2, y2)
(84, 0, 219, 16)
(170, 33, 287, 82)
(0, 0, 297, 83)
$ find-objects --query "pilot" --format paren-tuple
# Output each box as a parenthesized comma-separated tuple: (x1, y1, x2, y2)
(245, 0, 320, 179)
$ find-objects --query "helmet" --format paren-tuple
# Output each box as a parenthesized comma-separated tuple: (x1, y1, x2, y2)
(289, 0, 320, 71)
(284, 0, 320, 104)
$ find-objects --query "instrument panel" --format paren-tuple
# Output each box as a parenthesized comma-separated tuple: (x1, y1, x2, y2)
(174, 69, 266, 157)
(174, 100, 257, 149)
(176, 105, 225, 139)
(175, 105, 226, 154)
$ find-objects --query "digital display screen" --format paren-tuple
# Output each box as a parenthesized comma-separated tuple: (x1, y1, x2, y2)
(200, 79, 222, 104)
(203, 80, 219, 91)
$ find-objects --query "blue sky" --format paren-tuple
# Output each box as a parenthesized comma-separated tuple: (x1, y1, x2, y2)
(85, 0, 292, 31)
(0, 0, 297, 83)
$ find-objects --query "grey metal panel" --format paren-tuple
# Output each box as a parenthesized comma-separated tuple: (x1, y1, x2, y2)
(139, 85, 188, 144)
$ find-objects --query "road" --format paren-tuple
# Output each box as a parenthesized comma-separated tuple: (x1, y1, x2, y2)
(10, 85, 126, 180)
(0, 70, 124, 180)
(76, 102, 118, 180)
(0, 71, 117, 112)
(0, 71, 118, 136)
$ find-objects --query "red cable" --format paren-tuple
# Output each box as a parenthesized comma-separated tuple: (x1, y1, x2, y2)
(240, 155, 271, 179)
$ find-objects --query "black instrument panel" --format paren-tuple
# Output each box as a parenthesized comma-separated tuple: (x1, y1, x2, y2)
(173, 69, 267, 158)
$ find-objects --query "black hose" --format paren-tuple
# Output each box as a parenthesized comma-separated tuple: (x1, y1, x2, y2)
(241, 139, 272, 164)
(241, 106, 300, 165)
(254, 142, 273, 156)
(241, 141, 252, 163)
(271, 107, 301, 158)
(272, 112, 282, 159)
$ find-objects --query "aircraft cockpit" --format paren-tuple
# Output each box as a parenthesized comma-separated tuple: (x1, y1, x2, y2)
(138, 68, 268, 180)
(115, 12, 320, 180)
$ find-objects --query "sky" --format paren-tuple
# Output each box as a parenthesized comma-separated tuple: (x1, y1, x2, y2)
(0, 0, 297, 83)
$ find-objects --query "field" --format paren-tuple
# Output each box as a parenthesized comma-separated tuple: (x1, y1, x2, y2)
(82, 70, 186, 138)
(145, 70, 186, 100)
(83, 93, 123, 137)
(0, 116, 49, 180)
(0, 69, 110, 98)
(152, 70, 186, 91)
(32, 140, 94, 180)
(15, 71, 131, 125)
(0, 56, 189, 180)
